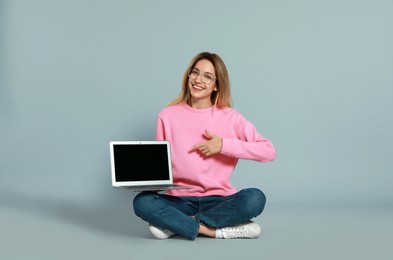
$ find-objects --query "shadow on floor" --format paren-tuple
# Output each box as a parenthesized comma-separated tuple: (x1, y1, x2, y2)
(0, 189, 148, 238)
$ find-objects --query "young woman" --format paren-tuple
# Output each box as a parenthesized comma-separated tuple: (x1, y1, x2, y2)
(133, 52, 275, 240)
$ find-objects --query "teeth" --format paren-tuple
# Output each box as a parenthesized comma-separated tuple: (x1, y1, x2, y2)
(193, 85, 204, 90)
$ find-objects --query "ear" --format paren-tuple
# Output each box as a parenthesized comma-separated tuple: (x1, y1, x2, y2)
(214, 87, 218, 91)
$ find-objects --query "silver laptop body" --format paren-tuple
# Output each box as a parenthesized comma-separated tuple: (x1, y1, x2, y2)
(109, 141, 189, 191)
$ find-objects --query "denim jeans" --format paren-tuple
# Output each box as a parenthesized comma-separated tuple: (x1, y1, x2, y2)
(133, 188, 266, 240)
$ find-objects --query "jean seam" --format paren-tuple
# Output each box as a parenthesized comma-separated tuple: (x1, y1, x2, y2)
(190, 220, 200, 240)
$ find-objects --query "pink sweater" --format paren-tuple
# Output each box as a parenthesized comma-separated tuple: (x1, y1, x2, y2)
(156, 103, 275, 197)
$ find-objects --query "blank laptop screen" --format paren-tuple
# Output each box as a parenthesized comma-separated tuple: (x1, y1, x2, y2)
(113, 143, 170, 182)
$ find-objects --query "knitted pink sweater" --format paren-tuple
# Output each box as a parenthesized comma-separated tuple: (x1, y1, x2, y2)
(156, 103, 275, 197)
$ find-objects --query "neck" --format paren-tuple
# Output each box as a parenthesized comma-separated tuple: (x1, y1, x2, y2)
(190, 99, 213, 109)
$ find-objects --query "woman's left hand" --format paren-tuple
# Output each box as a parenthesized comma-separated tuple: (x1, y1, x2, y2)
(192, 130, 222, 156)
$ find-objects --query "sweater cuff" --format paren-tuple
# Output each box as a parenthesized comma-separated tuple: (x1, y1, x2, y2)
(221, 138, 235, 157)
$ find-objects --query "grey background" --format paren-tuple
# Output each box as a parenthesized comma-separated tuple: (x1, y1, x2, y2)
(1, 0, 392, 259)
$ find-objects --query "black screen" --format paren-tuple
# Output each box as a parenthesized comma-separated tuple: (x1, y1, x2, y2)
(113, 144, 170, 182)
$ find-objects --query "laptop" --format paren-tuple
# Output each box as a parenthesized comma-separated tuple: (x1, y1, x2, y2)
(109, 141, 190, 191)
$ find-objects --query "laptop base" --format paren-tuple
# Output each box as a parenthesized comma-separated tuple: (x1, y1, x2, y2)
(115, 184, 191, 192)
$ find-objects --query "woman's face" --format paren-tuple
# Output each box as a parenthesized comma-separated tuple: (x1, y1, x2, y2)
(188, 59, 217, 108)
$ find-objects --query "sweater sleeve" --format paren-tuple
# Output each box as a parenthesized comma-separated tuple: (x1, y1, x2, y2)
(220, 116, 276, 163)
(155, 115, 165, 141)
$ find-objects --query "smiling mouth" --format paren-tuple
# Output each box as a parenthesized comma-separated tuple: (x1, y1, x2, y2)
(192, 84, 205, 91)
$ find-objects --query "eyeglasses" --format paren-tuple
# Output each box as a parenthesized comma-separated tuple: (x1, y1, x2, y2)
(188, 69, 216, 84)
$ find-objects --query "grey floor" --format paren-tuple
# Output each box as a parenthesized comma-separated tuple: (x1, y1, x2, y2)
(1, 193, 392, 260)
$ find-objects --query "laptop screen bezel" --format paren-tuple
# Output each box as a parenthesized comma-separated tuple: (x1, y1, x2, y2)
(109, 141, 173, 187)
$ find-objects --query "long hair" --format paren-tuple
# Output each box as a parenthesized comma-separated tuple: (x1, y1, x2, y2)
(168, 52, 232, 108)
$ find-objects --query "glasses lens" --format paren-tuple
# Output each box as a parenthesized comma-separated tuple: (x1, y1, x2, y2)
(188, 69, 215, 84)
(188, 69, 197, 78)
(202, 75, 214, 84)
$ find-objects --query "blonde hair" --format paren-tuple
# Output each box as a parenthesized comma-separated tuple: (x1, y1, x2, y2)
(168, 52, 232, 108)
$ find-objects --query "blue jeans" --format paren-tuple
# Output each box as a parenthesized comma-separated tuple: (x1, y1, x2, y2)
(133, 188, 266, 240)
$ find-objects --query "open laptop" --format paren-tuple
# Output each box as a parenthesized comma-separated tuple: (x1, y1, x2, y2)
(109, 141, 190, 191)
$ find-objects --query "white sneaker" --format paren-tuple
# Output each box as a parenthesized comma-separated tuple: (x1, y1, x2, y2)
(148, 224, 175, 239)
(221, 222, 262, 239)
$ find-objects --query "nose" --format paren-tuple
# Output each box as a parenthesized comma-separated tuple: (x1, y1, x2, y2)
(195, 73, 204, 82)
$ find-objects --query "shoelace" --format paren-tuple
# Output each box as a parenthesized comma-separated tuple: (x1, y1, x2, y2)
(224, 226, 248, 238)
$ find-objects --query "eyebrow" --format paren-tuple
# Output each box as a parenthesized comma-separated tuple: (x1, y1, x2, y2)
(193, 67, 215, 76)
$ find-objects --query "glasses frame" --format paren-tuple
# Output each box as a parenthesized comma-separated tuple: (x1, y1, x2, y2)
(188, 68, 216, 84)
